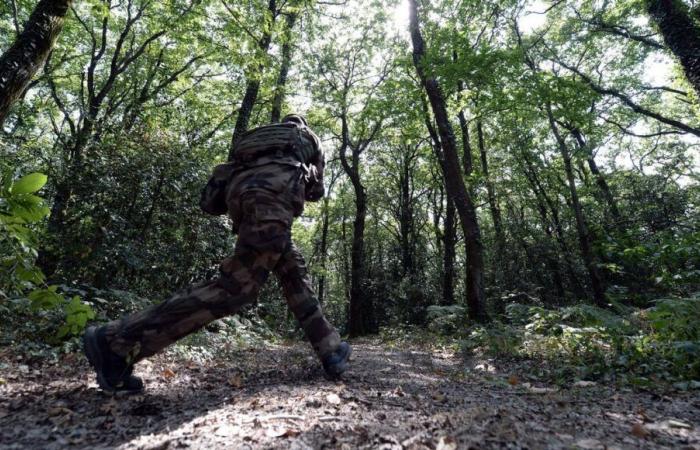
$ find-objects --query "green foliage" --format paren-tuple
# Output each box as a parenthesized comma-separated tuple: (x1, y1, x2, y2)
(464, 299, 700, 385)
(58, 296, 96, 338)
(647, 297, 700, 341)
(1, 171, 94, 340)
(426, 305, 467, 334)
(1, 171, 49, 296)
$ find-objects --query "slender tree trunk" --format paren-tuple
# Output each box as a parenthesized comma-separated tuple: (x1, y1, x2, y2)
(458, 110, 474, 177)
(521, 176, 566, 300)
(228, 0, 277, 158)
(317, 196, 330, 305)
(443, 195, 456, 305)
(341, 211, 350, 306)
(432, 184, 444, 259)
(398, 156, 415, 276)
(0, 0, 72, 126)
(347, 185, 366, 336)
(647, 0, 700, 97)
(569, 128, 622, 225)
(423, 97, 456, 306)
(476, 120, 507, 284)
(456, 103, 476, 307)
(338, 110, 371, 336)
(546, 105, 607, 307)
(409, 0, 488, 322)
(270, 12, 297, 123)
(520, 149, 584, 295)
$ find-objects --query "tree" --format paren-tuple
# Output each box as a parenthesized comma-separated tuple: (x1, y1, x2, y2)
(226, 0, 278, 155)
(35, 0, 201, 277)
(270, 9, 299, 123)
(647, 0, 700, 97)
(409, 0, 488, 322)
(0, 0, 72, 125)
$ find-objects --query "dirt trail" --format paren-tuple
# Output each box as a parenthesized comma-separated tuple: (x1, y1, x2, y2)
(1, 339, 699, 449)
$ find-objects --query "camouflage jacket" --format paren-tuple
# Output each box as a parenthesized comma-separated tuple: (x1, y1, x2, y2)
(225, 125, 325, 227)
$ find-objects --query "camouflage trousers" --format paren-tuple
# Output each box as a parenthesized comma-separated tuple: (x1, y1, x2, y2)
(103, 191, 341, 363)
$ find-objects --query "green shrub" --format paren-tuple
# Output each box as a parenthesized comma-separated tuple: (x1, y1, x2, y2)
(1, 171, 94, 341)
(466, 299, 700, 385)
(426, 305, 466, 335)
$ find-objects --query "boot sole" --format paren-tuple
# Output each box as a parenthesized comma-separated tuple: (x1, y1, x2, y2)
(83, 326, 142, 394)
(83, 326, 115, 392)
(325, 344, 352, 379)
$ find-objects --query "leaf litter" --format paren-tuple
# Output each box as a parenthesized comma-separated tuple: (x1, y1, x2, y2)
(0, 339, 698, 449)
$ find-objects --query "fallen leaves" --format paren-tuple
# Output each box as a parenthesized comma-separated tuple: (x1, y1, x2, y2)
(575, 438, 604, 449)
(2, 341, 699, 450)
(432, 392, 447, 403)
(526, 386, 558, 394)
(99, 399, 119, 416)
(436, 436, 457, 450)
(265, 427, 300, 438)
(326, 393, 341, 405)
(47, 406, 73, 417)
(215, 424, 238, 437)
(228, 374, 244, 388)
(631, 422, 650, 438)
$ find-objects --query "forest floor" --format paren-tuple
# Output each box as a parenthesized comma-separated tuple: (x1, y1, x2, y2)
(1, 338, 699, 450)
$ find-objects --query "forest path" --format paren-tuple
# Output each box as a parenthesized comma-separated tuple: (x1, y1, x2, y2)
(1, 339, 699, 449)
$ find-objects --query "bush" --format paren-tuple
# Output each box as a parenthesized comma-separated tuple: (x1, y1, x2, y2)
(1, 171, 94, 342)
(426, 305, 466, 335)
(464, 298, 700, 385)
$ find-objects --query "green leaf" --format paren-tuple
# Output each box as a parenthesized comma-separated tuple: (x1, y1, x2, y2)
(12, 173, 48, 195)
(28, 287, 63, 310)
(16, 266, 45, 284)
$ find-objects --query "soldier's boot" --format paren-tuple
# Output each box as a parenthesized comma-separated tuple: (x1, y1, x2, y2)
(83, 326, 144, 394)
(322, 341, 352, 379)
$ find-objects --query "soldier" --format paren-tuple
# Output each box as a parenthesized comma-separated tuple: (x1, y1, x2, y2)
(83, 114, 351, 393)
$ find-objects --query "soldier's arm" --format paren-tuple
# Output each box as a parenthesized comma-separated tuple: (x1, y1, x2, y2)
(305, 130, 325, 202)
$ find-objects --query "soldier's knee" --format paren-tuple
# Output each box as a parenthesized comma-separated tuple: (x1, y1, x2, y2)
(295, 301, 321, 324)
(207, 276, 258, 318)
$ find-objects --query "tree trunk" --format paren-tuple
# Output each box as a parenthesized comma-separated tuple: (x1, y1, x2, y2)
(546, 105, 607, 307)
(228, 0, 276, 158)
(647, 0, 700, 97)
(443, 194, 456, 305)
(423, 96, 456, 306)
(339, 110, 370, 336)
(409, 0, 488, 322)
(0, 0, 72, 126)
(519, 172, 567, 301)
(398, 154, 415, 277)
(270, 12, 298, 123)
(476, 120, 507, 285)
(458, 110, 474, 177)
(317, 195, 330, 305)
(520, 150, 584, 294)
(347, 185, 366, 336)
(569, 128, 622, 225)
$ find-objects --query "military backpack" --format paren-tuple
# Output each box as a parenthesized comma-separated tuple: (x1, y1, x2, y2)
(199, 122, 316, 216)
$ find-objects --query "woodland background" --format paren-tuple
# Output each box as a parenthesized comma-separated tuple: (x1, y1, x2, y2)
(1, 0, 699, 387)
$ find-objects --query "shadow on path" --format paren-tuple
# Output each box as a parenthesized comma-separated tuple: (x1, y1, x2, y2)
(1, 339, 699, 449)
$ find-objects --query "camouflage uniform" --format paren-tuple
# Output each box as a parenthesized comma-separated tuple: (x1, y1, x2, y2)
(102, 124, 341, 363)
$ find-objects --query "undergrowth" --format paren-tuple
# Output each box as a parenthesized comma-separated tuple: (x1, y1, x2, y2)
(459, 296, 700, 388)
